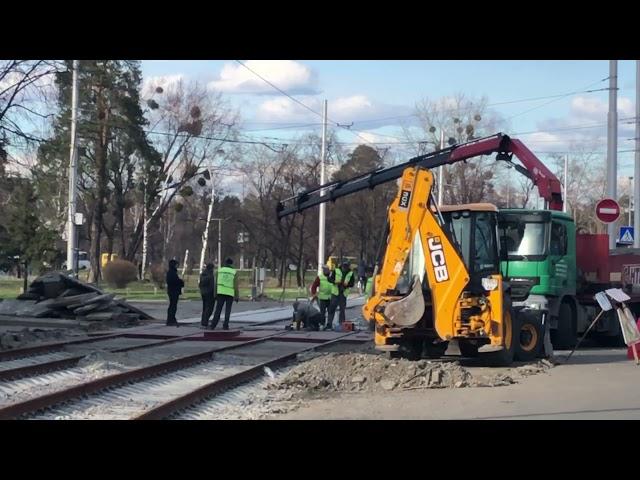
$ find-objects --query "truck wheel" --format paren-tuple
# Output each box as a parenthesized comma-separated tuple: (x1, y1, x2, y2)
(514, 312, 542, 361)
(482, 301, 516, 367)
(552, 302, 576, 349)
(458, 340, 479, 358)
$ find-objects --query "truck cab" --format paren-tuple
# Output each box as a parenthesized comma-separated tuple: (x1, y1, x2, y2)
(498, 209, 578, 347)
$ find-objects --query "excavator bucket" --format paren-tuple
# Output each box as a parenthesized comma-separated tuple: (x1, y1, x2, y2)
(382, 276, 425, 327)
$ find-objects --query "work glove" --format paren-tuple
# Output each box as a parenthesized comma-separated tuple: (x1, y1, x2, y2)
(234, 296, 239, 303)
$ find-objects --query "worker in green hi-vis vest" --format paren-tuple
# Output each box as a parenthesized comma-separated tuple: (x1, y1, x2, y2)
(364, 266, 374, 297)
(210, 258, 239, 330)
(326, 260, 355, 330)
(310, 265, 333, 328)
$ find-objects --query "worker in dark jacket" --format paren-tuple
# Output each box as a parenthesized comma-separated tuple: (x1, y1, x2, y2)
(210, 257, 239, 330)
(357, 259, 366, 293)
(199, 263, 216, 328)
(326, 261, 355, 329)
(166, 259, 184, 326)
(289, 300, 323, 331)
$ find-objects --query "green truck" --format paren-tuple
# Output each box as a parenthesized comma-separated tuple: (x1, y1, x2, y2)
(499, 208, 637, 349)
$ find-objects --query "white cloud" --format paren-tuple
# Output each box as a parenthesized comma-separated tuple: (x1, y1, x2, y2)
(209, 61, 319, 95)
(255, 94, 412, 128)
(519, 95, 636, 155)
(570, 95, 634, 121)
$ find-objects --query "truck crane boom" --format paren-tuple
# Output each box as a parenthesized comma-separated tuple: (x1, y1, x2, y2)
(276, 133, 563, 218)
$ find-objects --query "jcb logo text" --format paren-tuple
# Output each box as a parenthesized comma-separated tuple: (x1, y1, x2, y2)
(428, 236, 449, 282)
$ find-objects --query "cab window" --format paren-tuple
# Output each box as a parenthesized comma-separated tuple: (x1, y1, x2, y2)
(549, 222, 567, 256)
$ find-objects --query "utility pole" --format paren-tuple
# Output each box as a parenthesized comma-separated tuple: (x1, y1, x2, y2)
(317, 99, 327, 273)
(67, 60, 79, 275)
(218, 218, 222, 268)
(607, 60, 618, 250)
(563, 155, 568, 213)
(437, 130, 445, 205)
(212, 218, 223, 268)
(629, 176, 633, 226)
(634, 60, 640, 248)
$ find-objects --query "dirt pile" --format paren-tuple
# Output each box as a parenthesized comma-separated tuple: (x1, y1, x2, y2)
(0, 328, 70, 350)
(270, 353, 474, 393)
(269, 354, 556, 395)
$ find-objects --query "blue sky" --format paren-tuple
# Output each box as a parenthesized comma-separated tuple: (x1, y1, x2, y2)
(141, 60, 639, 175)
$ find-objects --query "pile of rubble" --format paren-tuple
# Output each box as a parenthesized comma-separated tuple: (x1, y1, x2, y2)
(269, 353, 557, 395)
(0, 273, 152, 323)
(270, 353, 474, 393)
(0, 328, 71, 350)
(473, 359, 555, 387)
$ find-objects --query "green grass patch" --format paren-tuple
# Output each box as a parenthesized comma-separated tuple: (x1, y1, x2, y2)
(0, 278, 24, 299)
(0, 272, 312, 302)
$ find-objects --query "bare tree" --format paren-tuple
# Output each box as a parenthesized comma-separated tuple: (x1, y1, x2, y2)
(127, 80, 238, 275)
(0, 60, 60, 172)
(409, 93, 505, 205)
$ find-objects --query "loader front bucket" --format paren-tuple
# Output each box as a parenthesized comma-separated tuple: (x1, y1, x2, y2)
(382, 276, 425, 327)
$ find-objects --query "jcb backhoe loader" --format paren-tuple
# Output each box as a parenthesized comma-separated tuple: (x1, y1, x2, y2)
(277, 133, 560, 365)
(361, 165, 516, 365)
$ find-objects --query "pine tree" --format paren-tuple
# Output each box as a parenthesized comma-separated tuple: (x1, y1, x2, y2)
(0, 180, 57, 292)
(36, 60, 159, 282)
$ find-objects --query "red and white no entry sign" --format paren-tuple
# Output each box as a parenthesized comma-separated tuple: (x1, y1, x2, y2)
(595, 198, 620, 224)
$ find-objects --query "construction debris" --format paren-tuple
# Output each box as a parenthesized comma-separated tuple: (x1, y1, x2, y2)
(0, 328, 73, 350)
(270, 353, 474, 393)
(269, 354, 556, 395)
(0, 273, 152, 324)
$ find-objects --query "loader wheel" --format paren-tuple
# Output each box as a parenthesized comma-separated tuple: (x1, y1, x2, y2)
(482, 302, 516, 367)
(514, 312, 542, 361)
(458, 340, 479, 358)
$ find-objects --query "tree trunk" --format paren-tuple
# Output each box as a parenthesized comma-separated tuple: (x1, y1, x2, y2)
(125, 218, 144, 262)
(22, 261, 28, 293)
(199, 181, 215, 273)
(117, 208, 126, 258)
(106, 230, 114, 257)
(88, 101, 109, 283)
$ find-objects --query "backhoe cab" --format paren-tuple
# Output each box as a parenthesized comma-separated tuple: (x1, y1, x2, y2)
(363, 166, 517, 365)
